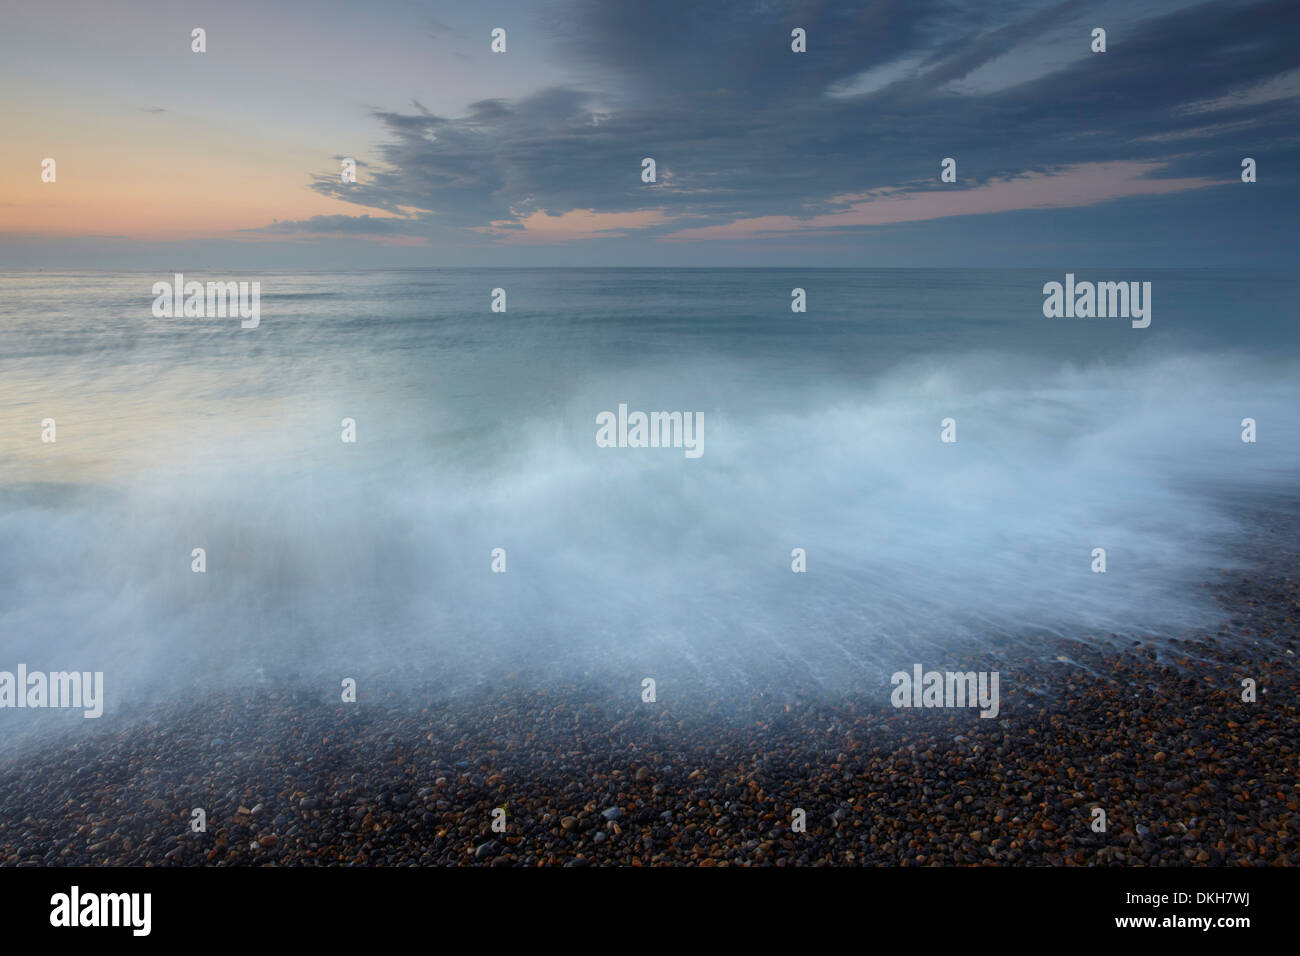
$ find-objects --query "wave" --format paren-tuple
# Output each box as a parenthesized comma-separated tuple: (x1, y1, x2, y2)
(0, 348, 1296, 713)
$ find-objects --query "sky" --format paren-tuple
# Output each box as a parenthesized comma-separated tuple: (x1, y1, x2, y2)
(1, 0, 1297, 268)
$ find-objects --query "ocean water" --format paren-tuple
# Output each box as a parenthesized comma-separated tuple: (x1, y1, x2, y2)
(0, 268, 1297, 706)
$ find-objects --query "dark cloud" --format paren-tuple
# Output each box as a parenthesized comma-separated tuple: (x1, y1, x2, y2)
(308, 0, 1300, 240)
(248, 215, 425, 236)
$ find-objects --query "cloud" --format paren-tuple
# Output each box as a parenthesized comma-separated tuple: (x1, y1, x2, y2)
(474, 206, 671, 243)
(1176, 66, 1300, 114)
(662, 161, 1220, 239)
(305, 0, 1300, 245)
(248, 214, 425, 238)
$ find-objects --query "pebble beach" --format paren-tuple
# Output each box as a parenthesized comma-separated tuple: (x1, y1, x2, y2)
(0, 558, 1294, 867)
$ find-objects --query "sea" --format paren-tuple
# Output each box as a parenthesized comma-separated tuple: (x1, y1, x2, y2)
(1, 268, 1297, 708)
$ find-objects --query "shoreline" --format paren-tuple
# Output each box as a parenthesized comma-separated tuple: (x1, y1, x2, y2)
(0, 562, 1294, 866)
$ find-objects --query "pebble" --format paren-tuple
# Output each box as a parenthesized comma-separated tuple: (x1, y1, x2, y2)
(0, 553, 1293, 868)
